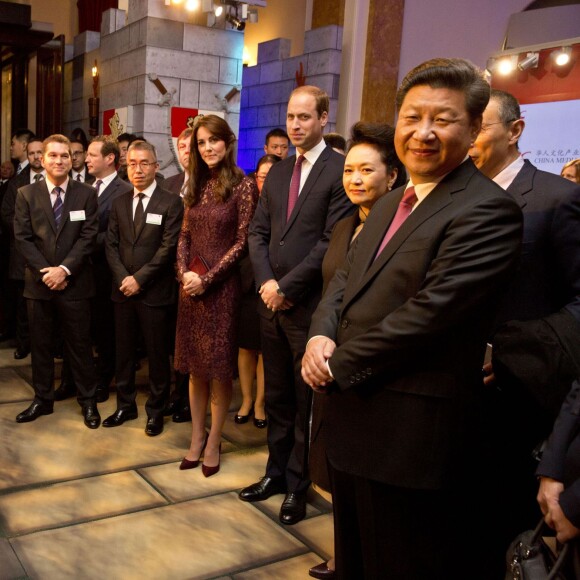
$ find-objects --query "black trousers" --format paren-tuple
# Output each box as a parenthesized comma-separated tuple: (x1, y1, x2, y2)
(114, 300, 170, 419)
(28, 296, 97, 406)
(260, 311, 310, 494)
(329, 462, 490, 580)
(91, 272, 115, 386)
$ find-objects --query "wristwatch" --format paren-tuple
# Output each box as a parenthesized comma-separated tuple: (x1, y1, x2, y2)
(276, 286, 286, 298)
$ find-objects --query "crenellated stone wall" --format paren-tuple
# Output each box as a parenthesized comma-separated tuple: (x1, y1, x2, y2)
(238, 25, 342, 173)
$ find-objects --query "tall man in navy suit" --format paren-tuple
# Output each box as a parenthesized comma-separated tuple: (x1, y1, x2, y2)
(86, 136, 133, 402)
(240, 86, 354, 525)
(104, 141, 183, 436)
(302, 59, 523, 578)
(13, 134, 101, 429)
(469, 89, 580, 561)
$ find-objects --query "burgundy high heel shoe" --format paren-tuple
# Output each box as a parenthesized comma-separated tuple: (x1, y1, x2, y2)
(201, 443, 222, 477)
(179, 432, 209, 470)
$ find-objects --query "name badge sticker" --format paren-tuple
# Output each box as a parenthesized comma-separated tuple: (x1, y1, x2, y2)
(146, 213, 163, 225)
(70, 210, 86, 221)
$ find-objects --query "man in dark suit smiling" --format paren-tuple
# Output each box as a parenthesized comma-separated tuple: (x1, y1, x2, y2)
(240, 86, 353, 525)
(302, 59, 523, 578)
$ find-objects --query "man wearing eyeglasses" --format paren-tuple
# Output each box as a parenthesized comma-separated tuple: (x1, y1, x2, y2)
(69, 140, 95, 185)
(469, 89, 580, 563)
(104, 141, 183, 436)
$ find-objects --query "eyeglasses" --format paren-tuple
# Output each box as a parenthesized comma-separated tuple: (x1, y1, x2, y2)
(71, 151, 85, 157)
(127, 161, 156, 170)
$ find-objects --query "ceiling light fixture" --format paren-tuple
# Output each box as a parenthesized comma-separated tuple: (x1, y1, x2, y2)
(496, 55, 518, 76)
(225, 13, 245, 30)
(552, 46, 572, 66)
(517, 52, 539, 71)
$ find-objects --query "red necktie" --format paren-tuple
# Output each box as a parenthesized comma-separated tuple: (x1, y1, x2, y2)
(286, 155, 305, 221)
(375, 187, 417, 258)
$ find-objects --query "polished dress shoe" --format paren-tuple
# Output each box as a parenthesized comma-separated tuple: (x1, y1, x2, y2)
(102, 407, 138, 427)
(253, 416, 268, 429)
(202, 443, 221, 478)
(95, 384, 109, 403)
(179, 432, 209, 470)
(13, 348, 30, 360)
(145, 416, 164, 436)
(234, 402, 254, 424)
(279, 492, 307, 525)
(239, 476, 286, 502)
(309, 561, 335, 579)
(83, 404, 101, 429)
(172, 405, 192, 423)
(54, 382, 76, 401)
(16, 402, 53, 423)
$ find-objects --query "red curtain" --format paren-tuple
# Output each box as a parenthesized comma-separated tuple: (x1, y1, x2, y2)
(77, 0, 118, 33)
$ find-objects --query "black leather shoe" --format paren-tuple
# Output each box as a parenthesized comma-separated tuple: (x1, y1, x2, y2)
(253, 416, 268, 429)
(16, 402, 53, 423)
(234, 403, 254, 424)
(54, 382, 76, 401)
(309, 561, 335, 579)
(239, 476, 286, 502)
(102, 407, 138, 427)
(95, 385, 109, 403)
(145, 416, 164, 436)
(83, 404, 101, 429)
(279, 492, 307, 525)
(14, 348, 30, 360)
(172, 405, 191, 423)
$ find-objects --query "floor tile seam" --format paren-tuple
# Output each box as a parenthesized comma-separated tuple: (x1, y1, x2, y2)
(4, 537, 29, 579)
(218, 546, 313, 578)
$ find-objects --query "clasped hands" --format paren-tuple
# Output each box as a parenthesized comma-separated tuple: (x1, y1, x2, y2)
(120, 275, 141, 297)
(40, 266, 68, 291)
(182, 271, 204, 297)
(537, 476, 580, 543)
(301, 336, 336, 393)
(259, 279, 292, 312)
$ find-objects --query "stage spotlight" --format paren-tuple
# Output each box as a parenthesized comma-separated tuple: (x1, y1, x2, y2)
(496, 55, 518, 76)
(185, 0, 199, 9)
(225, 13, 245, 30)
(518, 52, 539, 71)
(552, 47, 572, 66)
(215, 4, 223, 16)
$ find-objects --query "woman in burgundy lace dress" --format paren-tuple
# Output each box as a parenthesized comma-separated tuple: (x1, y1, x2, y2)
(174, 115, 258, 476)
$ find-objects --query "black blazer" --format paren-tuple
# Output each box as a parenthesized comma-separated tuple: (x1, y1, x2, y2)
(308, 160, 523, 490)
(14, 179, 98, 300)
(106, 185, 184, 306)
(162, 172, 185, 196)
(249, 145, 354, 321)
(95, 175, 133, 255)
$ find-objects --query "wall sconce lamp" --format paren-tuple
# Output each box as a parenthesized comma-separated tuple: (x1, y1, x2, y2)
(517, 52, 539, 71)
(225, 13, 245, 30)
(552, 46, 572, 66)
(89, 60, 100, 136)
(489, 54, 518, 76)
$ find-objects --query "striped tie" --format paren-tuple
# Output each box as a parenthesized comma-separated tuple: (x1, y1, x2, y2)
(34, 173, 44, 182)
(76, 174, 82, 182)
(53, 186, 63, 228)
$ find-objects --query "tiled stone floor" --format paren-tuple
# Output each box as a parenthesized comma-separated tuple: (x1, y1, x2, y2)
(0, 342, 333, 579)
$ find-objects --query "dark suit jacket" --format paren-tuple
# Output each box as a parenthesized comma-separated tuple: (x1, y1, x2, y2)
(14, 179, 98, 300)
(308, 160, 523, 490)
(249, 145, 354, 322)
(1, 167, 32, 279)
(70, 167, 95, 185)
(161, 172, 185, 196)
(105, 185, 184, 306)
(95, 175, 133, 255)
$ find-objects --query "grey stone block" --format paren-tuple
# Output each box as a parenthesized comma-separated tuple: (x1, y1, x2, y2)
(183, 24, 244, 59)
(328, 99, 338, 124)
(282, 56, 304, 81)
(141, 104, 172, 133)
(226, 112, 240, 139)
(145, 17, 184, 51)
(127, 0, 147, 24)
(146, 47, 219, 83)
(260, 60, 283, 84)
(242, 65, 261, 87)
(140, 74, 180, 106)
(307, 50, 342, 77)
(256, 104, 280, 128)
(332, 76, 341, 100)
(199, 82, 238, 113)
(73, 31, 100, 58)
(119, 46, 147, 80)
(105, 78, 139, 109)
(304, 74, 334, 97)
(180, 80, 200, 108)
(101, 8, 126, 36)
(239, 107, 257, 130)
(129, 21, 144, 52)
(64, 43, 74, 63)
(99, 33, 117, 62)
(219, 57, 241, 85)
(248, 80, 294, 107)
(257, 38, 291, 64)
(304, 25, 341, 53)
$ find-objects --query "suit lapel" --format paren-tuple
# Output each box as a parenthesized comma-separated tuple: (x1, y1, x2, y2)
(505, 159, 533, 210)
(57, 180, 78, 238)
(39, 181, 58, 234)
(124, 191, 136, 241)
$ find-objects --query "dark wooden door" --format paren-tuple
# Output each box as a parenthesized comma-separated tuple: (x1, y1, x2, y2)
(36, 35, 64, 137)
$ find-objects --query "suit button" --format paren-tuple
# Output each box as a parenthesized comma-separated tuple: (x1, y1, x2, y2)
(355, 373, 361, 381)
(279, 241, 285, 246)
(341, 320, 349, 329)
(349, 376, 355, 385)
(366, 368, 372, 375)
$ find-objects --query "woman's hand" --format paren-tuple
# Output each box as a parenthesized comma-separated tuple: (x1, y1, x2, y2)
(182, 271, 205, 296)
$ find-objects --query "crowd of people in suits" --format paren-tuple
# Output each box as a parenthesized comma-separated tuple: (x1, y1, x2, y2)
(1, 56, 580, 579)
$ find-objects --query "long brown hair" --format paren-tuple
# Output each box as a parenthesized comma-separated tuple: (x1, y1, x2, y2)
(184, 115, 244, 207)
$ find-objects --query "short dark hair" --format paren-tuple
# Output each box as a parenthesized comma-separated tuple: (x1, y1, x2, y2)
(90, 135, 121, 165)
(177, 128, 193, 143)
(265, 128, 289, 145)
(324, 132, 346, 152)
(70, 139, 86, 151)
(12, 129, 36, 144)
(396, 58, 490, 121)
(70, 127, 89, 150)
(289, 85, 329, 118)
(256, 154, 282, 173)
(490, 89, 521, 125)
(127, 140, 157, 160)
(347, 122, 407, 190)
(117, 132, 138, 144)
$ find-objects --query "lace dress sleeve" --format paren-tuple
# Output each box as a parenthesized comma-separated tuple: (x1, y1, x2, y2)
(176, 208, 191, 282)
(199, 176, 258, 290)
